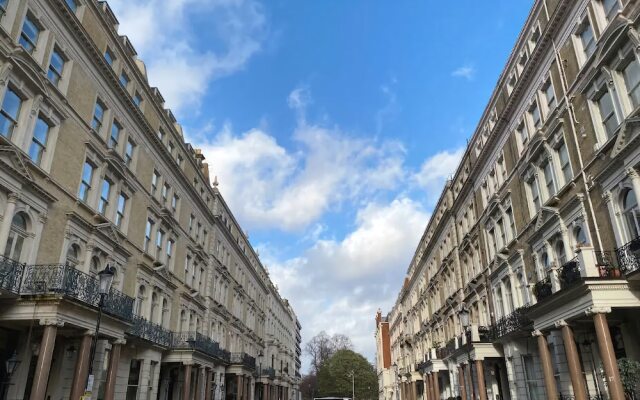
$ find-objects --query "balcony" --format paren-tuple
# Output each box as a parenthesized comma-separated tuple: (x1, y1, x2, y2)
(20, 264, 134, 321)
(489, 306, 532, 339)
(127, 315, 172, 347)
(0, 255, 24, 294)
(260, 367, 276, 380)
(533, 277, 553, 301)
(615, 236, 640, 275)
(230, 352, 256, 370)
(559, 257, 581, 289)
(172, 331, 228, 361)
(436, 337, 457, 359)
(595, 251, 624, 278)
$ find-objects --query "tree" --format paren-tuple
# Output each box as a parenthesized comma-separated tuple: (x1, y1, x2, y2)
(317, 349, 377, 400)
(305, 331, 354, 374)
(300, 373, 318, 400)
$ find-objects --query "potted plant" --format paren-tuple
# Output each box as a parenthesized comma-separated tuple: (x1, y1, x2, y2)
(618, 358, 640, 399)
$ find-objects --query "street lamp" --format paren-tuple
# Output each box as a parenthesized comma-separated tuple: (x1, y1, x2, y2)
(458, 306, 475, 400)
(1, 351, 20, 400)
(347, 370, 355, 400)
(392, 363, 399, 400)
(86, 264, 115, 394)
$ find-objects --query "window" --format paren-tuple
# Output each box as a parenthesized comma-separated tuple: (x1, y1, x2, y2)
(19, 15, 40, 53)
(104, 48, 115, 67)
(133, 92, 142, 107)
(98, 178, 112, 215)
(171, 194, 179, 212)
(0, 0, 8, 14)
(151, 171, 160, 195)
(574, 226, 588, 246)
(601, 0, 621, 22)
(543, 162, 556, 197)
(622, 189, 640, 239)
(162, 183, 169, 203)
(48, 48, 65, 86)
(144, 219, 154, 252)
(168, 141, 175, 156)
(116, 193, 127, 228)
(92, 100, 105, 132)
(119, 71, 129, 89)
(557, 141, 572, 184)
(597, 90, 619, 138)
(166, 240, 174, 266)
(66, 244, 80, 267)
(3, 213, 27, 260)
(125, 360, 141, 400)
(0, 89, 22, 139)
(78, 161, 95, 201)
(529, 100, 542, 129)
(109, 120, 121, 149)
(529, 179, 541, 212)
(29, 117, 50, 165)
(507, 207, 516, 239)
(189, 214, 195, 234)
(522, 355, 545, 400)
(555, 241, 567, 265)
(90, 256, 100, 273)
(543, 79, 556, 111)
(623, 58, 640, 109)
(65, 0, 77, 12)
(579, 21, 596, 60)
(125, 139, 135, 166)
(156, 230, 165, 256)
(177, 154, 183, 167)
(157, 129, 165, 142)
(516, 121, 529, 151)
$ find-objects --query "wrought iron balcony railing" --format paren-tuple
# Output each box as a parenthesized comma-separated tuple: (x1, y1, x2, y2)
(0, 255, 24, 294)
(127, 315, 172, 347)
(559, 257, 581, 289)
(615, 236, 640, 275)
(416, 361, 428, 371)
(20, 264, 134, 321)
(261, 367, 276, 380)
(436, 337, 456, 359)
(490, 305, 532, 339)
(230, 352, 256, 370)
(172, 331, 227, 361)
(533, 277, 553, 301)
(595, 250, 624, 278)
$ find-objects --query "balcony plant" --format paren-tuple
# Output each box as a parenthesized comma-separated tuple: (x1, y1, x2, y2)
(618, 358, 640, 399)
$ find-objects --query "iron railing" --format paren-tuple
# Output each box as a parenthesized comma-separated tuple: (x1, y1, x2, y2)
(261, 367, 276, 380)
(436, 337, 456, 359)
(595, 250, 625, 278)
(490, 306, 532, 339)
(231, 352, 256, 370)
(127, 315, 172, 347)
(615, 236, 640, 275)
(0, 255, 24, 294)
(20, 264, 134, 321)
(534, 277, 553, 301)
(559, 257, 581, 289)
(172, 331, 228, 361)
(416, 361, 428, 371)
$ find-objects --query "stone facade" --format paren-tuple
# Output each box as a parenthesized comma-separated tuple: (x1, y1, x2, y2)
(381, 1, 640, 400)
(0, 1, 301, 400)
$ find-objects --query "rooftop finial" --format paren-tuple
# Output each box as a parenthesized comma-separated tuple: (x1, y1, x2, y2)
(213, 176, 219, 188)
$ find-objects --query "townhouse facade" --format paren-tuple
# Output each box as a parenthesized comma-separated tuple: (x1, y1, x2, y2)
(382, 0, 640, 399)
(0, 1, 301, 400)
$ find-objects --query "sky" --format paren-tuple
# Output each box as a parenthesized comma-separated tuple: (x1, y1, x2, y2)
(107, 0, 532, 371)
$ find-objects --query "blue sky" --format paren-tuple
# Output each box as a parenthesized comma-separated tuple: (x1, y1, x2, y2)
(109, 0, 531, 369)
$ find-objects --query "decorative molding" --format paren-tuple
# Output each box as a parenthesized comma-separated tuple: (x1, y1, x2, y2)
(584, 306, 612, 316)
(39, 318, 65, 327)
(553, 320, 568, 328)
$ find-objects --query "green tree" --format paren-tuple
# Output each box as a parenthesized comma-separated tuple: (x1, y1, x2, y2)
(317, 349, 377, 400)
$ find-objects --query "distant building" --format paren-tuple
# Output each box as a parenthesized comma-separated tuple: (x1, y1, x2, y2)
(375, 310, 395, 400)
(382, 0, 640, 399)
(0, 1, 300, 400)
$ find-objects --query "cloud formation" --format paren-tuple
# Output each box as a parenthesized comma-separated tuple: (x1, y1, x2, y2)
(451, 65, 476, 80)
(413, 147, 465, 203)
(108, 0, 267, 115)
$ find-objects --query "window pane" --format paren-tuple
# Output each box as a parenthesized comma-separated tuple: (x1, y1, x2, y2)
(109, 122, 121, 148)
(0, 89, 22, 138)
(104, 49, 115, 66)
(623, 59, 640, 108)
(29, 117, 50, 165)
(20, 16, 39, 53)
(48, 50, 65, 85)
(119, 72, 129, 88)
(580, 24, 595, 58)
(92, 101, 104, 131)
(65, 0, 77, 12)
(603, 0, 621, 21)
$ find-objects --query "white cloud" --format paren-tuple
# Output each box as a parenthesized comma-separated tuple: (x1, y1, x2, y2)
(107, 0, 267, 115)
(413, 147, 464, 203)
(451, 65, 476, 80)
(261, 197, 429, 368)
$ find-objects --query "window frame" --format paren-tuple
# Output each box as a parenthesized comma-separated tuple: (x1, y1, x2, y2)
(19, 13, 41, 54)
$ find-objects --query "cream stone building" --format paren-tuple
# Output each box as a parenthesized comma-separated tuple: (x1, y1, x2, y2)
(0, 1, 301, 400)
(382, 0, 640, 399)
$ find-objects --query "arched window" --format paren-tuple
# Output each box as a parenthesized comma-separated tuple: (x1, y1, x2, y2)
(150, 292, 158, 323)
(622, 189, 640, 240)
(161, 298, 168, 328)
(495, 287, 504, 319)
(541, 252, 550, 271)
(90, 256, 101, 274)
(504, 279, 514, 314)
(66, 244, 80, 267)
(574, 226, 588, 246)
(517, 273, 528, 306)
(135, 285, 146, 316)
(555, 240, 566, 265)
(4, 212, 28, 261)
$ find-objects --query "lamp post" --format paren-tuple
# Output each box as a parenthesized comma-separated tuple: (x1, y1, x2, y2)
(458, 307, 475, 400)
(347, 370, 355, 400)
(392, 363, 399, 400)
(1, 351, 20, 400)
(257, 351, 264, 400)
(85, 264, 115, 395)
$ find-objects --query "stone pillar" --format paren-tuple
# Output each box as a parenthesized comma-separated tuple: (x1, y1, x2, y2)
(559, 321, 588, 400)
(428, 375, 434, 400)
(467, 362, 475, 400)
(30, 320, 61, 400)
(264, 384, 269, 400)
(198, 367, 207, 400)
(104, 340, 123, 400)
(0, 193, 18, 255)
(237, 375, 243, 400)
(69, 333, 93, 400)
(457, 365, 467, 400)
(592, 311, 625, 400)
(411, 381, 417, 400)
(432, 372, 440, 400)
(205, 369, 213, 400)
(183, 364, 193, 400)
(534, 330, 558, 400)
(475, 360, 487, 400)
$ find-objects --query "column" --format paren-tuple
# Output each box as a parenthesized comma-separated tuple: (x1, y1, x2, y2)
(104, 339, 123, 400)
(591, 310, 625, 400)
(0, 193, 18, 255)
(467, 362, 475, 400)
(205, 369, 213, 400)
(475, 360, 487, 400)
(427, 375, 434, 400)
(237, 375, 243, 400)
(457, 365, 467, 400)
(69, 333, 93, 400)
(422, 377, 429, 400)
(264, 384, 269, 400)
(432, 372, 440, 400)
(198, 367, 207, 400)
(534, 330, 558, 399)
(183, 364, 193, 400)
(30, 319, 62, 400)
(559, 321, 588, 400)
(411, 380, 417, 400)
